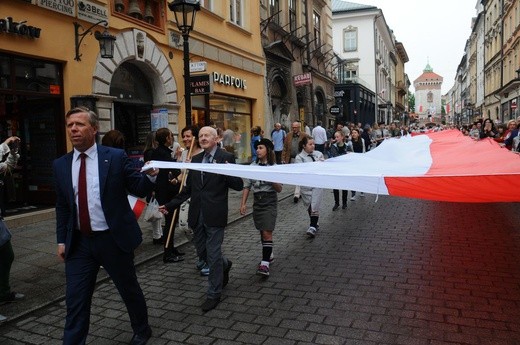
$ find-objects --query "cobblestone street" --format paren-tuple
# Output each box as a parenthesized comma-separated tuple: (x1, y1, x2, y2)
(1, 191, 519, 344)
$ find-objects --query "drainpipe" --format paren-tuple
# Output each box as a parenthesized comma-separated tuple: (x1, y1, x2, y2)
(304, 4, 316, 126)
(373, 13, 378, 123)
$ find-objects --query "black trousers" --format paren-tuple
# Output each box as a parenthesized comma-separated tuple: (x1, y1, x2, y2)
(63, 232, 149, 345)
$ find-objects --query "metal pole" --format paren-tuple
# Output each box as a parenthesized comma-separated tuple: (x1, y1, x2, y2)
(182, 33, 192, 126)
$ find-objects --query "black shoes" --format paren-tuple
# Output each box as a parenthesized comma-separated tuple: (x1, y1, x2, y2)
(293, 196, 299, 203)
(332, 203, 340, 211)
(0, 292, 25, 304)
(163, 253, 184, 263)
(223, 260, 232, 287)
(342, 204, 347, 209)
(201, 297, 220, 312)
(173, 247, 185, 256)
(129, 327, 152, 345)
(162, 246, 185, 263)
(152, 237, 163, 245)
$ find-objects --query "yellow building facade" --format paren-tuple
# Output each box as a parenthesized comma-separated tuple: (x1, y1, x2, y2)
(0, 0, 265, 207)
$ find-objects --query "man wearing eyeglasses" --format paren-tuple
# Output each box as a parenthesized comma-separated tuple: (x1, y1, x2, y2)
(281, 121, 303, 203)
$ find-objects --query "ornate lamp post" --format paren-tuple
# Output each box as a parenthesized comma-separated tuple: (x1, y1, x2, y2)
(168, 0, 201, 126)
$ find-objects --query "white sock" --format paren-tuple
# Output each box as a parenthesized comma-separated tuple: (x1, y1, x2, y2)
(260, 260, 270, 268)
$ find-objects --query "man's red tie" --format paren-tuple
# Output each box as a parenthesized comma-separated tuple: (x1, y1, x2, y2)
(78, 153, 92, 235)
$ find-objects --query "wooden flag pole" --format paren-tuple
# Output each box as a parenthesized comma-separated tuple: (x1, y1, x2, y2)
(164, 138, 195, 249)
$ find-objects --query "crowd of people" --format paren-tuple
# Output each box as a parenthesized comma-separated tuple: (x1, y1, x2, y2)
(2, 106, 518, 343)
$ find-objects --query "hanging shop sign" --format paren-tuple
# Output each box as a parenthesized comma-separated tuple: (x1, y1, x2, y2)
(0, 17, 42, 38)
(78, 0, 108, 24)
(190, 74, 213, 95)
(212, 72, 247, 90)
(37, 0, 76, 17)
(294, 72, 312, 87)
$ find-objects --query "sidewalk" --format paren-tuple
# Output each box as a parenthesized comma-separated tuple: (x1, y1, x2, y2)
(0, 187, 294, 322)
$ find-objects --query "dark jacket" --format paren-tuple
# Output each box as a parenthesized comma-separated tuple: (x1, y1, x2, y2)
(150, 145, 180, 204)
(165, 147, 243, 228)
(53, 145, 155, 257)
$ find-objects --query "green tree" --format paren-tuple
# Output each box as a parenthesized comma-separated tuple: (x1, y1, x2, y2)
(408, 92, 415, 113)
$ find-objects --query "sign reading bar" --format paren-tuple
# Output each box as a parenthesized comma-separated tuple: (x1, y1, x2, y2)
(190, 74, 212, 95)
(37, 0, 76, 17)
(294, 72, 312, 86)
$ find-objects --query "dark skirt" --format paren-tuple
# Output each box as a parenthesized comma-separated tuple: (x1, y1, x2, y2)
(252, 191, 278, 231)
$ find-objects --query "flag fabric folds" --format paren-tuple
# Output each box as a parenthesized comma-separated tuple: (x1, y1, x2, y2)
(144, 130, 520, 203)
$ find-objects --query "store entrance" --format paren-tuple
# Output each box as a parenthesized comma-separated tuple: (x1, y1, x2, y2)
(113, 102, 152, 170)
(0, 94, 63, 215)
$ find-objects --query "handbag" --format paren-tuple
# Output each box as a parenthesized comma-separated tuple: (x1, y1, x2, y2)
(178, 198, 192, 240)
(143, 197, 163, 222)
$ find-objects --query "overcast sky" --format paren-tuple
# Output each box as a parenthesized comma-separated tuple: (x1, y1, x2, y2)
(352, 0, 477, 94)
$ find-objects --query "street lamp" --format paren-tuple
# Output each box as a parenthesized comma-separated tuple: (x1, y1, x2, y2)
(168, 0, 201, 126)
(74, 20, 116, 62)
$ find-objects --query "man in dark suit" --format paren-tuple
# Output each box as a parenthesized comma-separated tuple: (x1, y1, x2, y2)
(160, 126, 243, 312)
(53, 107, 158, 345)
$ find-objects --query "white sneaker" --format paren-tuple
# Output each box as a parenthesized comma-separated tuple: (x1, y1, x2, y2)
(360, 192, 365, 197)
(306, 226, 317, 238)
(350, 196, 356, 201)
(0, 314, 6, 322)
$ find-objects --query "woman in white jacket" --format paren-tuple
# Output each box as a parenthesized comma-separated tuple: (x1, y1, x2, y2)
(295, 135, 324, 238)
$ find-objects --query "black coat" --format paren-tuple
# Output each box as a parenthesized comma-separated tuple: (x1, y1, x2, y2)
(150, 145, 180, 204)
(165, 148, 243, 228)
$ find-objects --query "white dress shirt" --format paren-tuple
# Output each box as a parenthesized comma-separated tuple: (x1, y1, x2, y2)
(72, 144, 109, 231)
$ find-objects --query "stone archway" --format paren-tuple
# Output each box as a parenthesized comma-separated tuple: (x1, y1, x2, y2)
(90, 29, 180, 133)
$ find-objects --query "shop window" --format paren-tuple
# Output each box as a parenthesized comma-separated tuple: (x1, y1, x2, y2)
(0, 56, 10, 89)
(12, 58, 61, 94)
(209, 94, 251, 163)
(113, 0, 163, 29)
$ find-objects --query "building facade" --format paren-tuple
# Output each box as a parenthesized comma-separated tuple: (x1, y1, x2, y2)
(260, 0, 336, 132)
(0, 0, 265, 208)
(331, 0, 408, 126)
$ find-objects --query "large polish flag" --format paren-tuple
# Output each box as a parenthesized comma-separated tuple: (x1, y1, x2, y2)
(145, 130, 520, 203)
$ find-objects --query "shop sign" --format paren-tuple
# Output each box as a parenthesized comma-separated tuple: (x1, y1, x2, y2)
(0, 17, 42, 39)
(78, 0, 108, 24)
(190, 74, 212, 95)
(37, 0, 76, 17)
(190, 61, 207, 73)
(294, 72, 312, 87)
(329, 105, 340, 115)
(212, 71, 247, 90)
